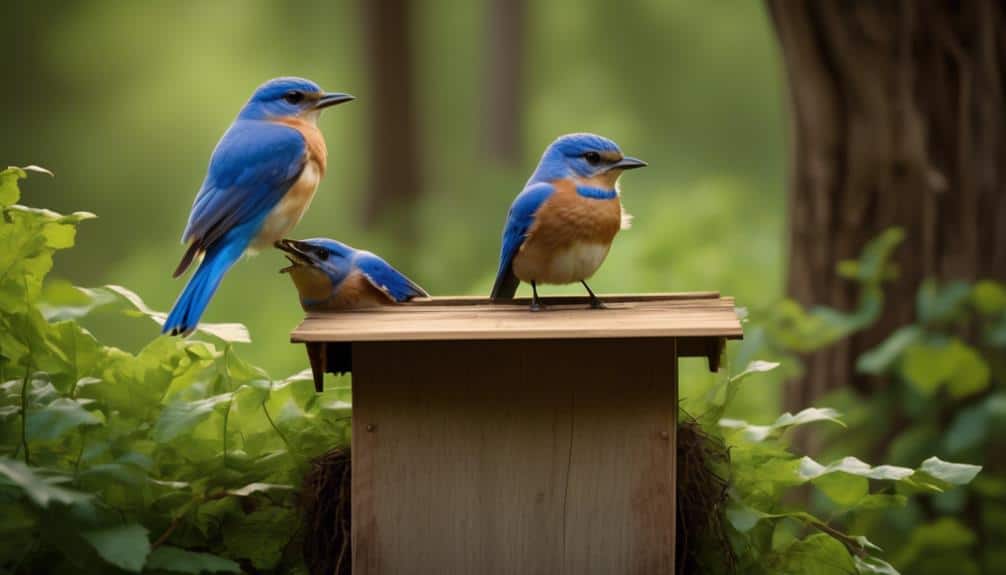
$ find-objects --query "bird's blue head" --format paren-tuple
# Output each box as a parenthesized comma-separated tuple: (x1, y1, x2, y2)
(528, 133, 647, 186)
(277, 238, 357, 305)
(238, 77, 354, 122)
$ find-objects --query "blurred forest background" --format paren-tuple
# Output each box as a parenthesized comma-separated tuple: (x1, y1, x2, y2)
(3, 0, 785, 416)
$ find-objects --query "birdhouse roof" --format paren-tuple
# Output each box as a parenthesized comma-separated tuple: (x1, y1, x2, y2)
(292, 291, 741, 342)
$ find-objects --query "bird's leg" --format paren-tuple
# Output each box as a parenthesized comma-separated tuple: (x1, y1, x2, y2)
(581, 280, 606, 309)
(530, 281, 545, 312)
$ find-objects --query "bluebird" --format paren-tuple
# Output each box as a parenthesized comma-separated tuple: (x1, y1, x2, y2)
(277, 238, 428, 310)
(490, 133, 647, 310)
(163, 77, 353, 335)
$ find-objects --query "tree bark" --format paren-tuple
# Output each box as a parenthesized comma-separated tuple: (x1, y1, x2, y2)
(766, 1, 1006, 411)
(359, 0, 422, 232)
(483, 0, 526, 166)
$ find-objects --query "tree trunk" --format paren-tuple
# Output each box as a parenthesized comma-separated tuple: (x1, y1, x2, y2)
(766, 1, 1006, 411)
(359, 0, 422, 233)
(483, 0, 525, 166)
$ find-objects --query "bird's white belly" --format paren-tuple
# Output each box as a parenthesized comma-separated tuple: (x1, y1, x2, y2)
(514, 241, 611, 285)
(253, 162, 321, 250)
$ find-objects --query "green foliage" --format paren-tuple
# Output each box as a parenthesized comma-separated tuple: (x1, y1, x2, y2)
(0, 168, 351, 573)
(710, 361, 980, 575)
(735, 227, 1003, 574)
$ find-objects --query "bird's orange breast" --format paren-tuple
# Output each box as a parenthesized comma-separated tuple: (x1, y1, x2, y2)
(526, 180, 622, 250)
(511, 180, 623, 285)
(253, 118, 328, 249)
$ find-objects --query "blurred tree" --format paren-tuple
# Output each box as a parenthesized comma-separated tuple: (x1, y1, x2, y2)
(483, 0, 525, 166)
(767, 1, 1006, 409)
(359, 0, 422, 235)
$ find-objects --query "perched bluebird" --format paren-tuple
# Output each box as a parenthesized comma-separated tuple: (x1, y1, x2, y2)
(276, 238, 428, 311)
(163, 77, 353, 335)
(490, 133, 647, 310)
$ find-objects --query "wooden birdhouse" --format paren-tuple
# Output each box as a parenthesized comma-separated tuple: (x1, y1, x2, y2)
(291, 293, 743, 575)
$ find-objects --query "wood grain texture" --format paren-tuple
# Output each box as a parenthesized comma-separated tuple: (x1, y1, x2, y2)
(291, 293, 742, 343)
(351, 339, 677, 575)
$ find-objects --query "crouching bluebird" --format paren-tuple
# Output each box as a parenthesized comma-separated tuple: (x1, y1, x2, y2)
(277, 238, 428, 310)
(489, 133, 646, 310)
(163, 77, 354, 335)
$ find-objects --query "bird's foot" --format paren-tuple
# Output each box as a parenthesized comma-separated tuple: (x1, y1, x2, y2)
(530, 302, 546, 312)
(589, 298, 607, 310)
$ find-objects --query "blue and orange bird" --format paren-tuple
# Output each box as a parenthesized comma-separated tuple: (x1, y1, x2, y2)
(163, 77, 353, 335)
(276, 238, 428, 311)
(490, 133, 647, 310)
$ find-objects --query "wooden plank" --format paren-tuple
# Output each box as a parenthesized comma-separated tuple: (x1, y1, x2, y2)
(292, 294, 742, 343)
(351, 339, 676, 574)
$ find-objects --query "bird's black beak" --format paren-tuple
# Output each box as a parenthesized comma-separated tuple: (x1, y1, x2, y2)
(314, 92, 355, 109)
(276, 239, 313, 273)
(609, 156, 648, 171)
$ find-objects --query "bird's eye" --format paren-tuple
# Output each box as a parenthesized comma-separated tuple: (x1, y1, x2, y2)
(314, 248, 329, 261)
(283, 91, 305, 105)
(584, 151, 602, 165)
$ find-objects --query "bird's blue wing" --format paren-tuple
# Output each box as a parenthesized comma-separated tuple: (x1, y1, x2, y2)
(355, 252, 429, 303)
(174, 121, 306, 276)
(490, 182, 555, 299)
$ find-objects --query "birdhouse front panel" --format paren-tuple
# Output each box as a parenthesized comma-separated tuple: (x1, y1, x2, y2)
(350, 339, 677, 575)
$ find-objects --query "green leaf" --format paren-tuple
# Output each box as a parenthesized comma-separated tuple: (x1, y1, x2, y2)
(812, 471, 868, 506)
(721, 407, 844, 442)
(918, 457, 981, 486)
(916, 279, 972, 326)
(854, 556, 900, 575)
(102, 284, 250, 343)
(900, 339, 989, 397)
(725, 502, 766, 532)
(971, 280, 1006, 315)
(730, 360, 780, 383)
(145, 546, 240, 574)
(838, 228, 904, 285)
(0, 457, 91, 507)
(26, 397, 102, 441)
(226, 482, 294, 497)
(798, 456, 915, 482)
(222, 507, 294, 569)
(857, 326, 922, 375)
(154, 393, 233, 442)
(773, 533, 856, 574)
(81, 523, 151, 572)
(0, 166, 25, 206)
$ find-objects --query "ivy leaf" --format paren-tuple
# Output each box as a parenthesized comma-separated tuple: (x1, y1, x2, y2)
(900, 339, 989, 398)
(103, 284, 250, 343)
(226, 482, 294, 497)
(857, 326, 922, 375)
(916, 279, 972, 326)
(221, 507, 294, 569)
(0, 457, 91, 507)
(798, 456, 915, 482)
(81, 523, 151, 572)
(971, 280, 1006, 315)
(154, 393, 234, 442)
(729, 360, 780, 383)
(725, 503, 766, 532)
(917, 457, 981, 486)
(26, 397, 103, 441)
(721, 407, 844, 442)
(145, 546, 241, 574)
(0, 166, 25, 206)
(854, 556, 901, 575)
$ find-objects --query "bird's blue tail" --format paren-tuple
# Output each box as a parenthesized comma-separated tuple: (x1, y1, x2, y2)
(163, 239, 246, 336)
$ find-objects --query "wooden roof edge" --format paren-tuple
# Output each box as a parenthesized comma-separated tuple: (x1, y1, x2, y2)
(290, 328, 744, 344)
(393, 291, 722, 307)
